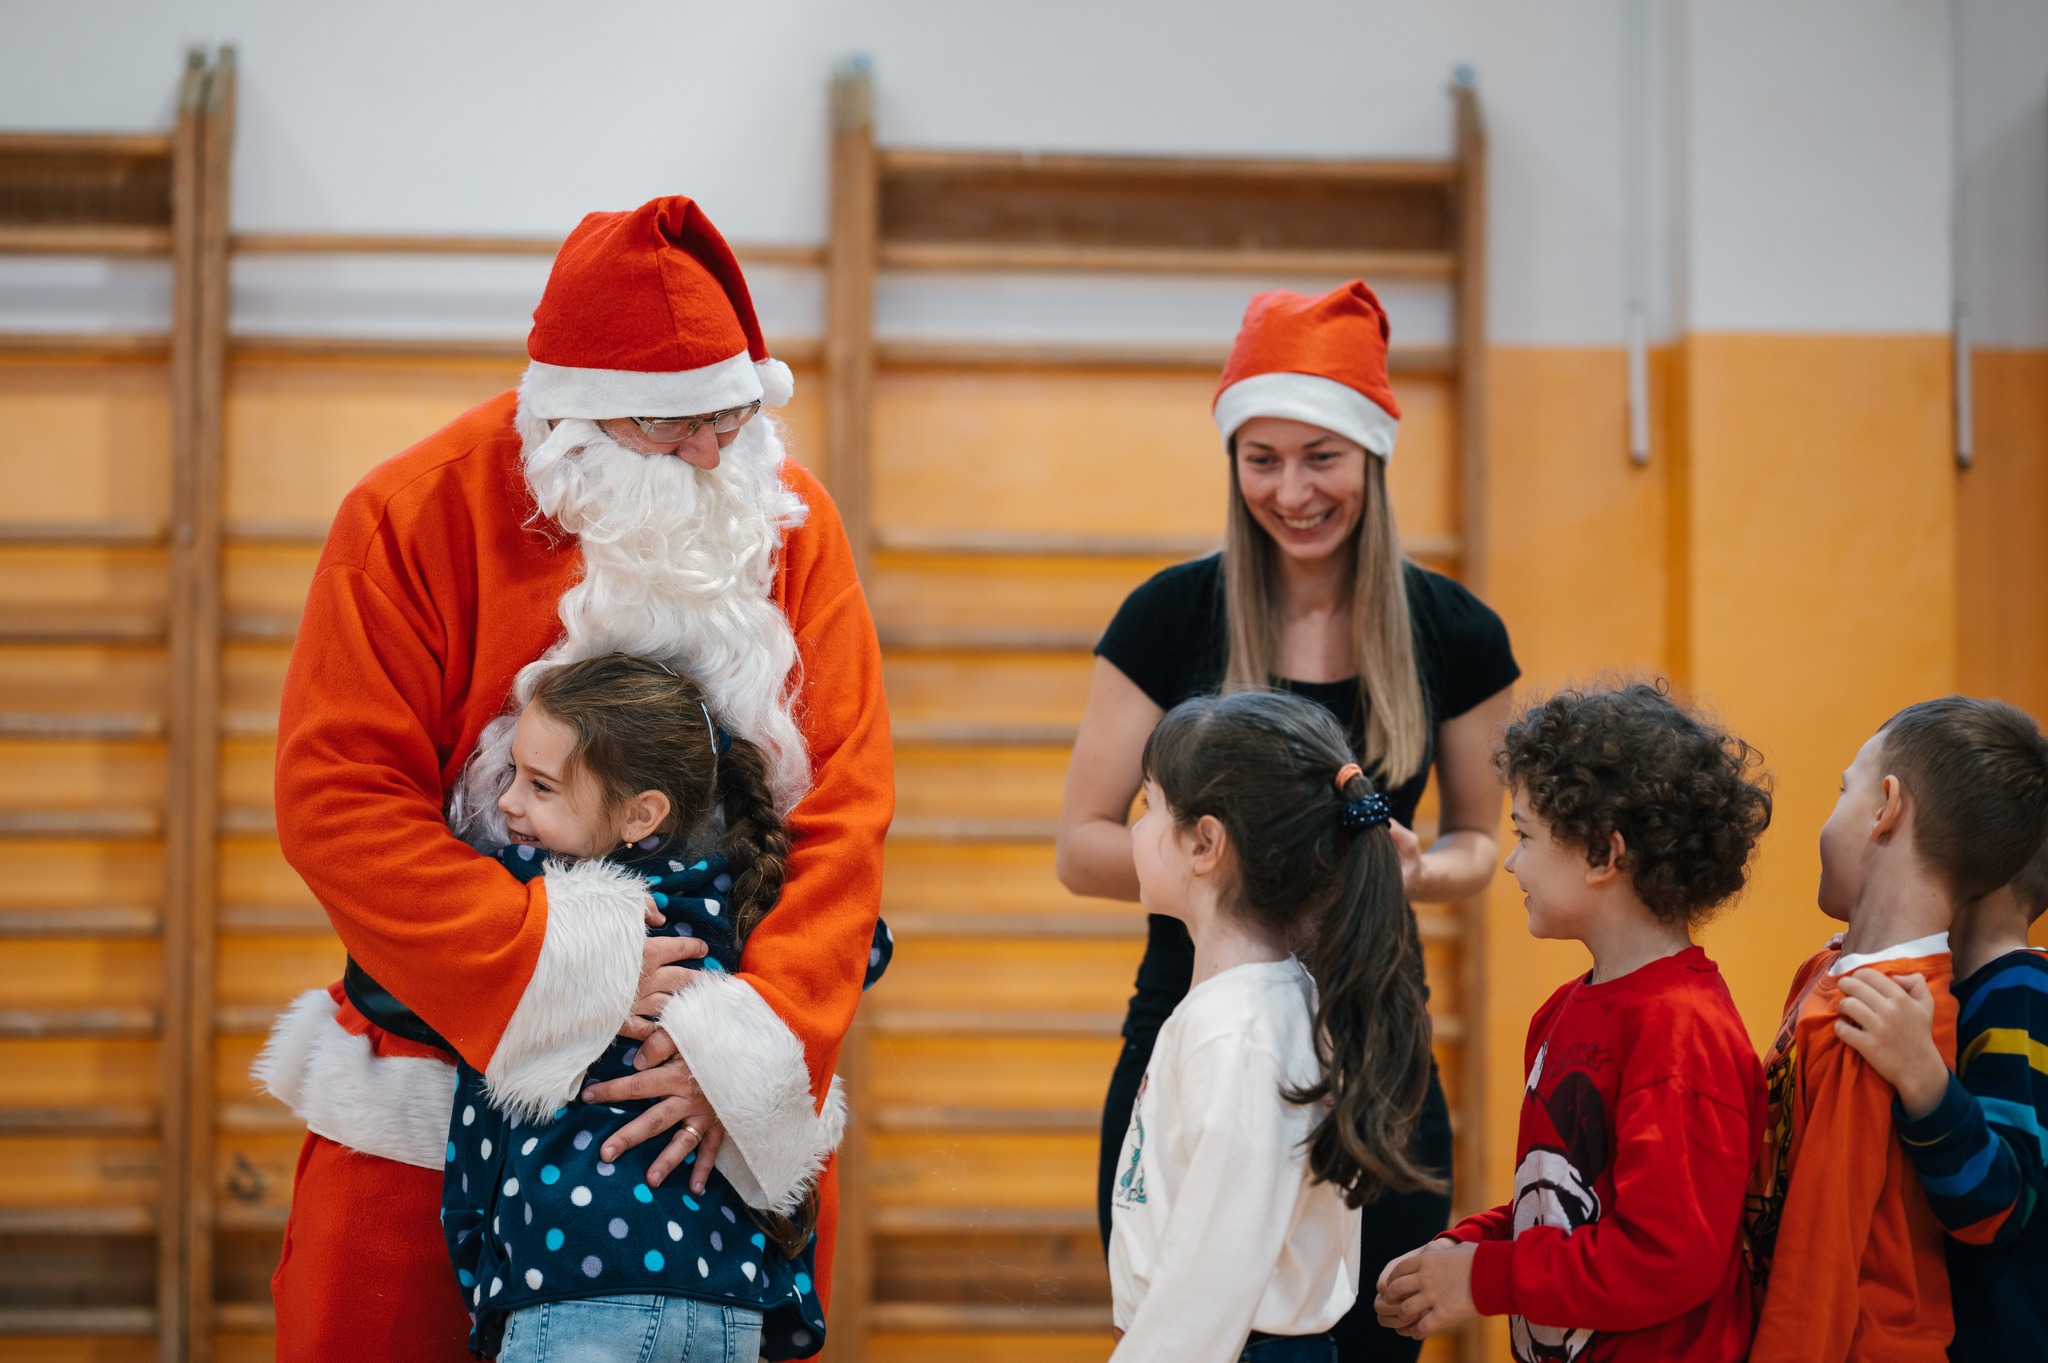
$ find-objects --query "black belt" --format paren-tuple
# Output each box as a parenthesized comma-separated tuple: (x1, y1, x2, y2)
(341, 956, 453, 1052)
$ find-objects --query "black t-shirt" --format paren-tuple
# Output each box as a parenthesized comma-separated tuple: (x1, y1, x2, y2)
(1094, 552, 1520, 1038)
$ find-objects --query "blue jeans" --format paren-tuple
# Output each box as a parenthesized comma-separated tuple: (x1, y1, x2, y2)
(498, 1295, 763, 1363)
(1241, 1333, 1338, 1363)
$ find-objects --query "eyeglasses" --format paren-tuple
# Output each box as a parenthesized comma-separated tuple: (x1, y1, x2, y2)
(627, 402, 761, 444)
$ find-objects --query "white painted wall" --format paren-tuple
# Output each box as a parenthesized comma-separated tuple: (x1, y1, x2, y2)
(1956, 0, 2048, 348)
(3, 1, 2036, 346)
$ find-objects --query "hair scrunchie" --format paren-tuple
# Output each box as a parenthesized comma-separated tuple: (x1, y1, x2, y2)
(1333, 761, 1392, 831)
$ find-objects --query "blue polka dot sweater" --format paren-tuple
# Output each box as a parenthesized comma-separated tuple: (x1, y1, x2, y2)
(442, 838, 886, 1360)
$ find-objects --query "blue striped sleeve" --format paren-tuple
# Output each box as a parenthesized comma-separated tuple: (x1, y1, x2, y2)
(1897, 952, 2048, 1246)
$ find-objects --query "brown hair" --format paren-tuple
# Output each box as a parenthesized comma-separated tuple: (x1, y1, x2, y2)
(1223, 446, 1428, 787)
(1497, 681, 1773, 926)
(1142, 690, 1442, 1207)
(1878, 696, 2048, 905)
(529, 653, 789, 938)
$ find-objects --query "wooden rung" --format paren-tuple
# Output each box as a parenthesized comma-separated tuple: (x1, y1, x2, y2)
(0, 1306, 157, 1337)
(871, 1206, 1097, 1236)
(0, 711, 163, 740)
(222, 612, 298, 643)
(868, 1302, 1111, 1334)
(214, 1205, 289, 1233)
(1430, 1015, 1465, 1043)
(212, 1005, 281, 1037)
(223, 518, 329, 545)
(221, 708, 279, 738)
(218, 808, 276, 837)
(0, 520, 166, 546)
(218, 1101, 301, 1134)
(0, 131, 176, 156)
(213, 1302, 277, 1333)
(874, 528, 1218, 560)
(878, 241, 1457, 280)
(0, 1008, 158, 1039)
(0, 331, 173, 358)
(0, 1105, 155, 1135)
(0, 907, 158, 937)
(885, 912, 1144, 940)
(0, 225, 173, 257)
(0, 611, 164, 646)
(227, 232, 822, 271)
(218, 904, 327, 933)
(890, 719, 1079, 747)
(878, 625, 1095, 654)
(876, 147, 1456, 186)
(0, 1206, 155, 1235)
(873, 1105, 1099, 1134)
(0, 809, 160, 840)
(869, 1009, 1122, 1038)
(889, 816, 1061, 844)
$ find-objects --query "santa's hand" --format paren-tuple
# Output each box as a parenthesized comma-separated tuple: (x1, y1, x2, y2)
(620, 936, 710, 1040)
(582, 1055, 725, 1193)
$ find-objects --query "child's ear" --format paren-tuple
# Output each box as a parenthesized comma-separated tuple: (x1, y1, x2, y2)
(1188, 813, 1231, 877)
(1872, 774, 1907, 841)
(1584, 831, 1627, 887)
(616, 789, 673, 845)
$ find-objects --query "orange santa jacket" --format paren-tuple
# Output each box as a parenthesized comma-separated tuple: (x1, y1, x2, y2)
(256, 389, 891, 1221)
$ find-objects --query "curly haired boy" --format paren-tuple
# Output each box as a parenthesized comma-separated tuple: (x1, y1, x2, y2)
(1375, 681, 1771, 1363)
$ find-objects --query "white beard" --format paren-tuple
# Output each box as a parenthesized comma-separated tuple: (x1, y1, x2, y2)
(448, 392, 811, 844)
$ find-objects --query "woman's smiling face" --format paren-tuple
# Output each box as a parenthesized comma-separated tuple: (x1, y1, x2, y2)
(1232, 416, 1371, 567)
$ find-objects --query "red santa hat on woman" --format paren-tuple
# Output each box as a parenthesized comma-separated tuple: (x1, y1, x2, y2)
(522, 195, 795, 419)
(1212, 280, 1401, 461)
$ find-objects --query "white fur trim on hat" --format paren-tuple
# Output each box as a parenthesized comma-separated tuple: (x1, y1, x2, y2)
(1214, 370, 1399, 461)
(656, 973, 847, 1216)
(482, 857, 652, 1123)
(252, 988, 457, 1169)
(522, 348, 766, 420)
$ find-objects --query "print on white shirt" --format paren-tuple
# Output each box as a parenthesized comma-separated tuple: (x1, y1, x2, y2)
(1113, 1074, 1149, 1208)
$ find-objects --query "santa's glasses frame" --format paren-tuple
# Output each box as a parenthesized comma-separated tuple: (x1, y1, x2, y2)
(627, 402, 761, 443)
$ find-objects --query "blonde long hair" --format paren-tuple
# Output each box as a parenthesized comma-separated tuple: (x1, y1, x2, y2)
(1222, 450, 1428, 785)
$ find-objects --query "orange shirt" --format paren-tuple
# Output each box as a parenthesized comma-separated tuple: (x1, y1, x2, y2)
(1746, 943, 1958, 1363)
(272, 390, 893, 1091)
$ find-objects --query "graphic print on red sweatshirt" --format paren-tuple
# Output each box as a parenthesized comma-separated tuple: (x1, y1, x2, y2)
(1509, 1040, 1612, 1361)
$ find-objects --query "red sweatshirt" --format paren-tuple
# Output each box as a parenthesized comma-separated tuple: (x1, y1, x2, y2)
(1445, 946, 1763, 1363)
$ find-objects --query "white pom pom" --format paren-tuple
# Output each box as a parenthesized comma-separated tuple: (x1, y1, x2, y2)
(756, 357, 795, 408)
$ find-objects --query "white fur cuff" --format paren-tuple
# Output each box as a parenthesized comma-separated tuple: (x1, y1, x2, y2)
(483, 857, 650, 1122)
(658, 973, 847, 1216)
(252, 988, 456, 1169)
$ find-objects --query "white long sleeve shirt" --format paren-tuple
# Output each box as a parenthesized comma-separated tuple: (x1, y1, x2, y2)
(1108, 957, 1361, 1362)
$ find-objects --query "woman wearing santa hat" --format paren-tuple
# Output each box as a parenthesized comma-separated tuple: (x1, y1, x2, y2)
(1055, 281, 1518, 1363)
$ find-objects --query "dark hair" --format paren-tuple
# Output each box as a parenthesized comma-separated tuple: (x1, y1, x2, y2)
(1497, 681, 1772, 925)
(1140, 690, 1442, 1207)
(1878, 696, 2048, 904)
(2010, 832, 2048, 924)
(529, 653, 789, 937)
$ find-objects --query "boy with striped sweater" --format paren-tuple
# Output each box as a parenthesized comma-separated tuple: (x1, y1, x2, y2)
(1837, 834, 2048, 1360)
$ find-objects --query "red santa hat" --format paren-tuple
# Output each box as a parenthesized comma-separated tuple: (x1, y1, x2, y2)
(523, 196, 795, 419)
(1212, 281, 1401, 461)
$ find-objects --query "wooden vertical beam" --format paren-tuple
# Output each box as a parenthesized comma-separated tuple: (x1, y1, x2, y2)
(825, 59, 878, 576)
(1450, 77, 1491, 1363)
(821, 1017, 873, 1363)
(157, 52, 209, 1363)
(162, 46, 234, 1363)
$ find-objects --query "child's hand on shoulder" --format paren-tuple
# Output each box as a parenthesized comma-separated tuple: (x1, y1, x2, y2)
(1372, 1238, 1477, 1339)
(1834, 970, 1949, 1119)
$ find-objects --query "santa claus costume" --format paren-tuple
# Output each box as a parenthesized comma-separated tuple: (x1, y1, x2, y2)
(254, 196, 891, 1362)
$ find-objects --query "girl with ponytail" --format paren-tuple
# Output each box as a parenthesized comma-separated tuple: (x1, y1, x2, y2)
(1108, 690, 1441, 1363)
(438, 653, 886, 1363)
